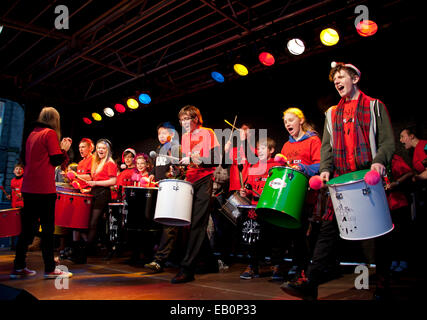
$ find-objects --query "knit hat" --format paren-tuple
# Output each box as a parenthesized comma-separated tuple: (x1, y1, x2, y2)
(121, 148, 136, 169)
(331, 61, 361, 78)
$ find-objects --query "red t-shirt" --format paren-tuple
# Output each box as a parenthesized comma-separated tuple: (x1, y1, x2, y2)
(387, 154, 412, 210)
(92, 160, 118, 181)
(413, 140, 427, 174)
(342, 100, 358, 171)
(228, 144, 256, 192)
(245, 158, 280, 205)
(11, 177, 24, 208)
(22, 127, 62, 194)
(77, 154, 93, 175)
(117, 168, 134, 186)
(181, 127, 220, 184)
(281, 135, 321, 167)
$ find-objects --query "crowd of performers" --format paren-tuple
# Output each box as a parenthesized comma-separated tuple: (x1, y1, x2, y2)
(4, 61, 427, 300)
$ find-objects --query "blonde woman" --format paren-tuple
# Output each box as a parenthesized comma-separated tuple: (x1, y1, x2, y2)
(78, 139, 117, 261)
(11, 107, 73, 279)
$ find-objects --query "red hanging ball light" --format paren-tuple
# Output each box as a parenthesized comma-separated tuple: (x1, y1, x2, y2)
(258, 52, 275, 66)
(356, 20, 378, 37)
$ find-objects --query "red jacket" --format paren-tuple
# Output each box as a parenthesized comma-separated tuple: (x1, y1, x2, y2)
(11, 177, 24, 208)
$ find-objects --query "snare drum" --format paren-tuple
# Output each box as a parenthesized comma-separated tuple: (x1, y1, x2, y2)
(154, 179, 193, 226)
(256, 166, 308, 228)
(327, 169, 394, 240)
(55, 191, 93, 229)
(0, 208, 22, 238)
(220, 192, 251, 225)
(56, 182, 79, 193)
(123, 186, 158, 230)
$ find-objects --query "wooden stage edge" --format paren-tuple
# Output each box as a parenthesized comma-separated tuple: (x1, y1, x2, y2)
(0, 249, 423, 302)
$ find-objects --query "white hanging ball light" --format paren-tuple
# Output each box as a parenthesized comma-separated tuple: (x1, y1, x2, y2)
(287, 38, 305, 55)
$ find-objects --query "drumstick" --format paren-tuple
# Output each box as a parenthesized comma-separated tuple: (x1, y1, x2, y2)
(226, 115, 238, 144)
(149, 151, 180, 162)
(0, 185, 10, 198)
(224, 119, 240, 132)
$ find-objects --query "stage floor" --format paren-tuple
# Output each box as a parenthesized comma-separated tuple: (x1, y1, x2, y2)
(0, 249, 422, 301)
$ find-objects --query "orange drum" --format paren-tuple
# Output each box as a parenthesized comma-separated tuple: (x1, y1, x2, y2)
(0, 208, 22, 238)
(55, 191, 93, 229)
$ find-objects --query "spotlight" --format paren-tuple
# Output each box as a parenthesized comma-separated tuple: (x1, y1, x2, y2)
(287, 38, 305, 55)
(127, 98, 139, 109)
(138, 93, 151, 105)
(356, 20, 378, 37)
(320, 28, 339, 46)
(103, 107, 114, 117)
(83, 117, 92, 125)
(114, 104, 126, 113)
(211, 71, 225, 83)
(0, 25, 3, 34)
(92, 113, 102, 121)
(258, 52, 275, 66)
(233, 63, 249, 76)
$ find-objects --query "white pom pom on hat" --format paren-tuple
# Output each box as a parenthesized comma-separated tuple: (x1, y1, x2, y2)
(330, 61, 361, 78)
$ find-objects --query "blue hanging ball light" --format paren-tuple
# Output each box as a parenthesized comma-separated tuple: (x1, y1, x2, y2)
(138, 93, 151, 104)
(211, 71, 225, 83)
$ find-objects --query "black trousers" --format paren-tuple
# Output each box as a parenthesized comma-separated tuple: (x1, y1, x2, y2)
(307, 218, 392, 288)
(180, 174, 215, 273)
(14, 193, 57, 273)
(153, 225, 179, 264)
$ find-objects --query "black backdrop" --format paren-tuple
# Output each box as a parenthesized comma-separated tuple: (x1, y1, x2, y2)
(21, 14, 425, 164)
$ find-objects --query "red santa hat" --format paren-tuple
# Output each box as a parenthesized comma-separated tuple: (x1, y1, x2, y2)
(121, 148, 136, 169)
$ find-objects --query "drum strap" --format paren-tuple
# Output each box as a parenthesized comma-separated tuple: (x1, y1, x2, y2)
(368, 99, 379, 160)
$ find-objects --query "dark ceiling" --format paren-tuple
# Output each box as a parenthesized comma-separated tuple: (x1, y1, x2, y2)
(0, 0, 417, 114)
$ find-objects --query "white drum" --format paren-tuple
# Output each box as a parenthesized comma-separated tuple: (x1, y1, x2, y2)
(327, 169, 394, 240)
(153, 179, 194, 226)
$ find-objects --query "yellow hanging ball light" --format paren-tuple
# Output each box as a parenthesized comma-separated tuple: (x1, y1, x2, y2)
(320, 28, 339, 46)
(127, 98, 139, 109)
(233, 63, 249, 76)
(92, 112, 102, 121)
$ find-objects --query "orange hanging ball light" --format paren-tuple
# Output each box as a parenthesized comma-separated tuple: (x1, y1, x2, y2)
(356, 20, 378, 37)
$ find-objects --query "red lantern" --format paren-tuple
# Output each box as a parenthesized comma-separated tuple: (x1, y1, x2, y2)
(356, 20, 378, 37)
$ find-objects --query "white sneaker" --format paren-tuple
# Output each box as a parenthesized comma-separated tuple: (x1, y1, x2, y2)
(44, 268, 73, 279)
(10, 267, 37, 279)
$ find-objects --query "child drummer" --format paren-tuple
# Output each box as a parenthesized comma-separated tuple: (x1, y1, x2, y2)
(280, 107, 321, 282)
(280, 61, 395, 300)
(238, 137, 281, 280)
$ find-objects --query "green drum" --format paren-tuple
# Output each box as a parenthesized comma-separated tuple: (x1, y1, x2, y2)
(256, 166, 308, 228)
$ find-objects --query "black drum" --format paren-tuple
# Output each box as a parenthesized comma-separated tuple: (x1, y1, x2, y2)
(107, 202, 126, 244)
(123, 186, 158, 231)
